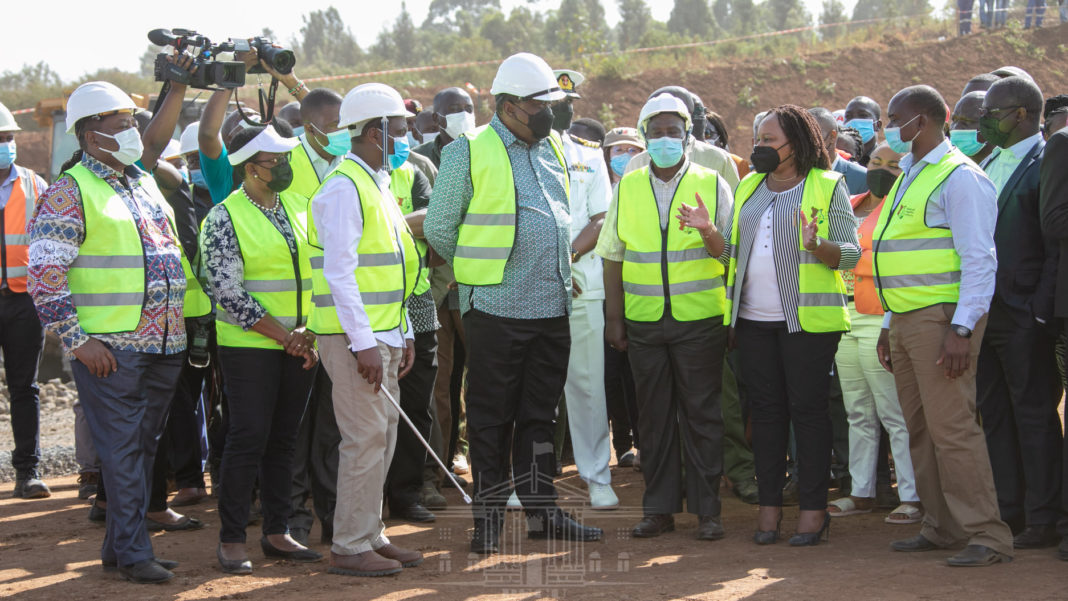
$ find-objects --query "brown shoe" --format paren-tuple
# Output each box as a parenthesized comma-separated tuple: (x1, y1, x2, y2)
(328, 551, 402, 577)
(375, 543, 423, 567)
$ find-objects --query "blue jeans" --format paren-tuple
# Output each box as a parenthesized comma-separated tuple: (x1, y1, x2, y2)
(1026, 0, 1047, 27)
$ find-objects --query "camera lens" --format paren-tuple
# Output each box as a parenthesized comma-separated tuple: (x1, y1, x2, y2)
(262, 47, 295, 75)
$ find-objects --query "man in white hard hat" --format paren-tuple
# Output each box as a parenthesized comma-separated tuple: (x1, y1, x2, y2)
(424, 52, 604, 554)
(0, 101, 50, 501)
(548, 68, 619, 510)
(307, 82, 424, 577)
(26, 82, 189, 584)
(597, 93, 734, 541)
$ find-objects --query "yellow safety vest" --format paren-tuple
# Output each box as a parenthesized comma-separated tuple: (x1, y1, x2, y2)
(213, 188, 313, 349)
(390, 163, 430, 296)
(289, 139, 329, 200)
(159, 205, 212, 319)
(872, 148, 968, 313)
(453, 125, 569, 285)
(307, 159, 420, 335)
(725, 169, 850, 332)
(617, 164, 725, 321)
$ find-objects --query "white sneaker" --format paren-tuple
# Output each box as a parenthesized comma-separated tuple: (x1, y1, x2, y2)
(589, 483, 619, 510)
(506, 490, 522, 510)
(452, 454, 470, 475)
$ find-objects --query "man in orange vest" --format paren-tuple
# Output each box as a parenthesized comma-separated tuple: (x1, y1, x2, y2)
(0, 101, 50, 499)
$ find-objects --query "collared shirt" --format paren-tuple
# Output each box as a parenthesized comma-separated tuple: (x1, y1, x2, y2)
(881, 139, 998, 330)
(983, 132, 1043, 194)
(299, 134, 341, 182)
(596, 158, 734, 262)
(424, 115, 573, 319)
(311, 152, 413, 351)
(562, 132, 611, 300)
(832, 155, 869, 195)
(0, 166, 47, 210)
(625, 137, 741, 190)
(28, 154, 187, 355)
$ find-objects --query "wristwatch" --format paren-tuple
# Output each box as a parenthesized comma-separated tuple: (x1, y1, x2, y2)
(951, 324, 972, 338)
(806, 237, 822, 252)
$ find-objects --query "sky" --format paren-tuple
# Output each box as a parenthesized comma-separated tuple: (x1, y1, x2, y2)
(5, 0, 877, 82)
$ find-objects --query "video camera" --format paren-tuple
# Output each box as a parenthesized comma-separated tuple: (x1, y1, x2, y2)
(150, 29, 245, 90)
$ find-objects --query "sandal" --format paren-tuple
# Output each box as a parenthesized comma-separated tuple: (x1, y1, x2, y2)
(828, 496, 873, 517)
(885, 503, 923, 524)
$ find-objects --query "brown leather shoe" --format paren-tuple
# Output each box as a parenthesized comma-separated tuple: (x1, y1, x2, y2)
(328, 551, 402, 577)
(632, 514, 674, 538)
(375, 543, 423, 567)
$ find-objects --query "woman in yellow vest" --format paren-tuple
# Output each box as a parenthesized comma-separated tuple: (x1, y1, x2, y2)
(199, 123, 321, 574)
(723, 105, 860, 546)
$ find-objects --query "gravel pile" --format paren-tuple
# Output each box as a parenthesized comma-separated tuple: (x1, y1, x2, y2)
(0, 375, 81, 483)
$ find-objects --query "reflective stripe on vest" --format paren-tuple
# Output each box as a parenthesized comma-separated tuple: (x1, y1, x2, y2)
(214, 189, 312, 349)
(306, 159, 419, 336)
(390, 163, 430, 296)
(617, 164, 726, 322)
(871, 149, 967, 313)
(65, 164, 148, 334)
(725, 169, 850, 333)
(453, 125, 569, 285)
(1, 167, 38, 293)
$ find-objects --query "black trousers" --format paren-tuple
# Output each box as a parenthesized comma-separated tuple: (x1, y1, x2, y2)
(387, 331, 438, 509)
(736, 319, 841, 511)
(604, 341, 639, 456)
(977, 302, 1063, 528)
(0, 292, 45, 475)
(167, 338, 209, 490)
(289, 368, 339, 537)
(217, 347, 315, 543)
(463, 309, 569, 519)
(627, 316, 727, 517)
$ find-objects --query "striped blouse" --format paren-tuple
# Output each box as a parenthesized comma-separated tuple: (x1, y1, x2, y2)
(721, 176, 860, 333)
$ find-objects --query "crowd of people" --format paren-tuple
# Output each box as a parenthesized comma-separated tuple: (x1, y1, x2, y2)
(2, 44, 1068, 584)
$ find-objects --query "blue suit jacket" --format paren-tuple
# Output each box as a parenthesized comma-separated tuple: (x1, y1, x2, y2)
(832, 156, 868, 195)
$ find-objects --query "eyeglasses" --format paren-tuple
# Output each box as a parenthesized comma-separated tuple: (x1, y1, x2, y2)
(251, 152, 291, 167)
(979, 105, 1022, 118)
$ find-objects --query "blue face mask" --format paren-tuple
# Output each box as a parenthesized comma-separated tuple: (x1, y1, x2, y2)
(610, 153, 632, 177)
(949, 129, 985, 157)
(884, 115, 920, 155)
(178, 166, 190, 184)
(388, 135, 410, 171)
(292, 126, 305, 138)
(314, 124, 351, 157)
(0, 141, 15, 169)
(844, 118, 876, 143)
(190, 168, 208, 189)
(646, 136, 685, 168)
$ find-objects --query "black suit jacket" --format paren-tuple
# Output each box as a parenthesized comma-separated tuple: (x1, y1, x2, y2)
(989, 138, 1057, 328)
(1039, 130, 1068, 318)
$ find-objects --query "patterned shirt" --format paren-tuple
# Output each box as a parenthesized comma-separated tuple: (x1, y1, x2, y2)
(199, 189, 299, 330)
(424, 115, 572, 319)
(406, 171, 440, 334)
(28, 154, 187, 355)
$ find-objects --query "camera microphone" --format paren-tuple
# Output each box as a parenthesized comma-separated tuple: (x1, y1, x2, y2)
(148, 28, 178, 47)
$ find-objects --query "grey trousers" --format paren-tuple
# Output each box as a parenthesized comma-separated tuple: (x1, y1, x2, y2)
(72, 349, 183, 566)
(626, 316, 727, 517)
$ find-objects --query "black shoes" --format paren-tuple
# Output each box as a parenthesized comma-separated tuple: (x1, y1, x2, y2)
(527, 510, 602, 541)
(88, 503, 107, 523)
(753, 515, 783, 545)
(632, 514, 675, 538)
(217, 544, 253, 575)
(12, 473, 50, 499)
(890, 534, 939, 552)
(1013, 524, 1060, 549)
(788, 512, 831, 546)
(259, 537, 323, 562)
(470, 518, 503, 554)
(146, 516, 204, 532)
(946, 544, 1012, 567)
(391, 503, 436, 523)
(118, 559, 174, 584)
(78, 471, 99, 500)
(617, 450, 636, 468)
(103, 557, 178, 572)
(697, 516, 725, 541)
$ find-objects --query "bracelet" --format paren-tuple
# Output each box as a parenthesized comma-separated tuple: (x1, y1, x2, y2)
(288, 80, 307, 96)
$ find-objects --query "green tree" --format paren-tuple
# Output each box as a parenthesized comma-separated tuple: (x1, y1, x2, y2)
(0, 62, 65, 121)
(618, 0, 653, 48)
(545, 0, 610, 58)
(480, 7, 545, 56)
(820, 0, 848, 37)
(298, 6, 363, 70)
(668, 0, 718, 38)
(765, 0, 811, 31)
(425, 0, 501, 29)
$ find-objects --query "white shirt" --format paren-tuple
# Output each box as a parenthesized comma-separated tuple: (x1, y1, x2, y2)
(983, 132, 1043, 194)
(311, 152, 413, 352)
(300, 134, 341, 183)
(562, 133, 611, 300)
(739, 203, 786, 321)
(0, 166, 47, 210)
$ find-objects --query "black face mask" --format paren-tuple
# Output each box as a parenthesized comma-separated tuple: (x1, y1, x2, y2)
(551, 101, 574, 132)
(866, 168, 898, 199)
(518, 103, 555, 140)
(750, 143, 789, 174)
(264, 161, 294, 193)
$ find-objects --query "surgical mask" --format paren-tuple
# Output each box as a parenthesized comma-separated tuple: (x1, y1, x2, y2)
(406, 132, 420, 149)
(519, 104, 554, 140)
(949, 129, 986, 156)
(552, 101, 574, 131)
(313, 124, 350, 157)
(866, 168, 898, 199)
(883, 115, 920, 155)
(646, 136, 685, 168)
(388, 135, 410, 171)
(750, 143, 788, 174)
(444, 111, 476, 140)
(0, 141, 15, 169)
(190, 168, 208, 189)
(178, 166, 190, 184)
(95, 127, 144, 166)
(844, 118, 876, 143)
(264, 161, 293, 193)
(978, 112, 1014, 149)
(610, 153, 632, 177)
(292, 126, 305, 138)
(421, 132, 439, 146)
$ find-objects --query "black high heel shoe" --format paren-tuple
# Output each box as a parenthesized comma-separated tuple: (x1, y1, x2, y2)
(789, 511, 831, 546)
(753, 515, 783, 545)
(260, 536, 323, 562)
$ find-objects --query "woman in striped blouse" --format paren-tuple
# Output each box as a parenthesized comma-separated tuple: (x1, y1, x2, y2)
(722, 105, 860, 546)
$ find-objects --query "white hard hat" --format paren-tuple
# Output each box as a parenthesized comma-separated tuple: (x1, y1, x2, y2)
(0, 102, 21, 132)
(638, 93, 692, 134)
(490, 53, 565, 102)
(162, 138, 182, 160)
(65, 81, 137, 134)
(338, 83, 414, 130)
(553, 69, 585, 99)
(178, 122, 202, 156)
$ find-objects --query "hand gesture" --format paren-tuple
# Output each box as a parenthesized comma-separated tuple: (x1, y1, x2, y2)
(676, 192, 713, 233)
(799, 207, 820, 251)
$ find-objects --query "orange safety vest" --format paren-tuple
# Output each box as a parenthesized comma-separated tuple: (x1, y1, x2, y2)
(2, 167, 40, 293)
(850, 191, 885, 316)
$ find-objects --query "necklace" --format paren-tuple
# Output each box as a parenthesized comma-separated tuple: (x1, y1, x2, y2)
(241, 184, 280, 214)
(769, 171, 802, 182)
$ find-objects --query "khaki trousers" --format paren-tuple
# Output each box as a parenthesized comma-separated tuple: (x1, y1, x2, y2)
(889, 304, 1013, 555)
(320, 335, 402, 555)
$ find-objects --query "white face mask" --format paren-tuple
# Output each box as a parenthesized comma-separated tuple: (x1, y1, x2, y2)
(421, 132, 439, 146)
(95, 127, 144, 166)
(444, 111, 476, 140)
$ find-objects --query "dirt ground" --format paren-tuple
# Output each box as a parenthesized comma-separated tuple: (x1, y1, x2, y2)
(1, 463, 1064, 601)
